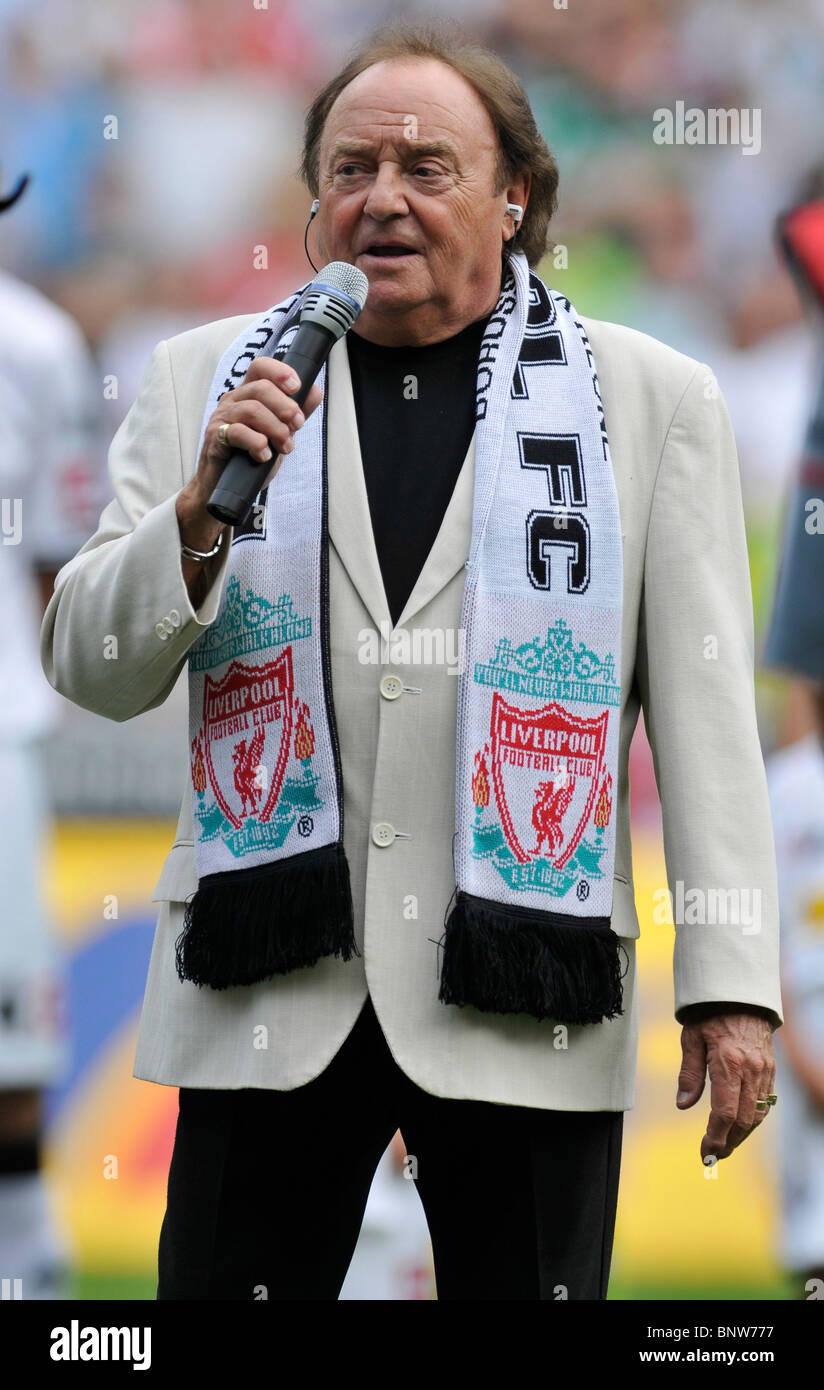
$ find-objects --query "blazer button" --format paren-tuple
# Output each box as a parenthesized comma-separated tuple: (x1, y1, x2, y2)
(379, 674, 403, 700)
(155, 611, 182, 640)
(371, 821, 396, 847)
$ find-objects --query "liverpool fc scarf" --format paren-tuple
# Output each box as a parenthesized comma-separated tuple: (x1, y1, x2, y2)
(177, 250, 626, 1025)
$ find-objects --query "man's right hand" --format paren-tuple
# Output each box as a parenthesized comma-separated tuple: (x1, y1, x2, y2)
(175, 358, 323, 597)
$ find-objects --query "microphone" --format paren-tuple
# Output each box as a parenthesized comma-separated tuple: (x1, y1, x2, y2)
(207, 260, 370, 526)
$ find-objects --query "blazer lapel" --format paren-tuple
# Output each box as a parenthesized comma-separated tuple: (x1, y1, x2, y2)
(327, 334, 475, 634)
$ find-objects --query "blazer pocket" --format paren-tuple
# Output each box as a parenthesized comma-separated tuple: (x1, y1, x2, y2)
(612, 874, 640, 939)
(151, 840, 198, 904)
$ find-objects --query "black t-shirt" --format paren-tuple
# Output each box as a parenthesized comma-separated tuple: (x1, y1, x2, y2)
(346, 312, 490, 629)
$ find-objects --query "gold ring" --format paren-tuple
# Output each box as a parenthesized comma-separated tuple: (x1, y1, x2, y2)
(217, 422, 231, 447)
(766, 1094, 778, 1106)
(755, 1100, 768, 1111)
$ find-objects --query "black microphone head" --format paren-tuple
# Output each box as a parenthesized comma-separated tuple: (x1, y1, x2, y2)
(299, 261, 369, 339)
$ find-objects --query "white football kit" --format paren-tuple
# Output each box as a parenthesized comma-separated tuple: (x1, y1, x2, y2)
(766, 730, 824, 1274)
(0, 267, 100, 1087)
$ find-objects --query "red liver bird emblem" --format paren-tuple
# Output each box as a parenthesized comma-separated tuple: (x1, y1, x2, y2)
(531, 777, 576, 856)
(232, 727, 266, 818)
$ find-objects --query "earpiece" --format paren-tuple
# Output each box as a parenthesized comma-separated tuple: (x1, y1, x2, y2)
(305, 200, 320, 272)
(506, 202, 524, 228)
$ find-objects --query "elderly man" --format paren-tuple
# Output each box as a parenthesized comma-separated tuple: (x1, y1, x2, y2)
(41, 25, 781, 1301)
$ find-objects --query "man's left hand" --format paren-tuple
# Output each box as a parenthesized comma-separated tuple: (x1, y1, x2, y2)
(676, 1004, 776, 1162)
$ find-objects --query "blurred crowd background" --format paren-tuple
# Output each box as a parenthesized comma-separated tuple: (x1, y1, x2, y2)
(2, 0, 824, 1299)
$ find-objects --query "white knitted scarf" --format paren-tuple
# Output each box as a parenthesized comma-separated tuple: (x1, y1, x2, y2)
(178, 250, 626, 1024)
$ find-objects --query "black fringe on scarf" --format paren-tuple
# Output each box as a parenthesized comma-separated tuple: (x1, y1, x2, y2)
(174, 840, 358, 990)
(438, 889, 627, 1025)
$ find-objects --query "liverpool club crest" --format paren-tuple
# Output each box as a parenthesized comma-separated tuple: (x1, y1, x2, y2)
(190, 648, 325, 857)
(470, 691, 614, 899)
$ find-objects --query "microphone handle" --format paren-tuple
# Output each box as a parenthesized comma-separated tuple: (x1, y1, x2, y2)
(206, 321, 335, 527)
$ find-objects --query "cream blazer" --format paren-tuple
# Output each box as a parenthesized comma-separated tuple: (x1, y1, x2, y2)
(40, 308, 783, 1110)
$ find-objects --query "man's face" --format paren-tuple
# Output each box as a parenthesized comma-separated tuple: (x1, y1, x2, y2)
(315, 57, 524, 343)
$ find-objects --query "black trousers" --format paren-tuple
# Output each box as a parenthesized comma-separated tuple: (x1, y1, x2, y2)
(156, 994, 623, 1301)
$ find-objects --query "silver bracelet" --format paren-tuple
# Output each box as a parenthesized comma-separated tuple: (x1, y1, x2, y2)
(181, 529, 225, 562)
